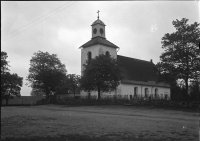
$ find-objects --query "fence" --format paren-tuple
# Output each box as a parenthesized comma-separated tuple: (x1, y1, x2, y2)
(72, 93, 170, 101)
(1, 96, 45, 105)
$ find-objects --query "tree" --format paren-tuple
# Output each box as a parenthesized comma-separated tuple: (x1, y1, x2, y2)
(4, 73, 23, 105)
(1, 51, 9, 103)
(1, 51, 23, 105)
(1, 51, 9, 73)
(79, 54, 122, 100)
(189, 81, 199, 101)
(30, 88, 46, 97)
(27, 51, 67, 100)
(66, 74, 80, 98)
(55, 74, 80, 98)
(158, 18, 200, 96)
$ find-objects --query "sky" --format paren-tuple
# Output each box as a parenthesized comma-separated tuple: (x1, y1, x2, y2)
(1, 1, 199, 96)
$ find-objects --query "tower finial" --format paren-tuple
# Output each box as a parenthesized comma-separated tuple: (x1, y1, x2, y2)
(97, 10, 100, 19)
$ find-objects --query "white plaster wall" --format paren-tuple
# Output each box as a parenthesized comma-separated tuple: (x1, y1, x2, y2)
(117, 83, 170, 99)
(80, 83, 170, 99)
(81, 44, 117, 73)
(92, 24, 105, 38)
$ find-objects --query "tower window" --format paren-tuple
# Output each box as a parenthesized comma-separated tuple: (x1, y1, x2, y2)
(106, 51, 110, 56)
(100, 28, 104, 35)
(93, 28, 97, 34)
(87, 51, 92, 61)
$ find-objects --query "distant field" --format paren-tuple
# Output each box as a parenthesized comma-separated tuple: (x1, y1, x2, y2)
(1, 105, 199, 141)
(1, 96, 45, 105)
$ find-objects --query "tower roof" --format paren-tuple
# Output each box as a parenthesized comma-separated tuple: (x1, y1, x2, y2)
(91, 19, 106, 26)
(80, 37, 119, 49)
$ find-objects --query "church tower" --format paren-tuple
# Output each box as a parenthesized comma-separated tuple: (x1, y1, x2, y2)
(91, 11, 106, 39)
(79, 11, 119, 74)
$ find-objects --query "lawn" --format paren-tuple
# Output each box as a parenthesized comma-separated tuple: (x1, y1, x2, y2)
(1, 105, 199, 141)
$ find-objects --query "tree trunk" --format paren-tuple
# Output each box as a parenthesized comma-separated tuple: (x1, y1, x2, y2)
(6, 98, 8, 105)
(98, 87, 101, 100)
(185, 78, 189, 99)
(46, 87, 50, 100)
(74, 87, 75, 98)
(185, 51, 189, 99)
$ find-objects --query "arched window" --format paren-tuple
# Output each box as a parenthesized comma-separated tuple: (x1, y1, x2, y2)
(134, 87, 138, 97)
(155, 88, 158, 98)
(145, 88, 148, 97)
(106, 51, 110, 56)
(87, 51, 92, 61)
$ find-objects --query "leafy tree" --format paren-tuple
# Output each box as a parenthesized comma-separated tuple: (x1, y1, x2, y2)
(1, 51, 23, 105)
(4, 73, 23, 105)
(1, 51, 9, 103)
(189, 81, 200, 101)
(79, 54, 122, 100)
(158, 18, 200, 96)
(55, 74, 80, 98)
(1, 51, 9, 73)
(27, 51, 67, 100)
(66, 74, 80, 98)
(30, 88, 45, 97)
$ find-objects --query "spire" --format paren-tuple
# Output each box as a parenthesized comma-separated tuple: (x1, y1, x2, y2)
(97, 10, 100, 19)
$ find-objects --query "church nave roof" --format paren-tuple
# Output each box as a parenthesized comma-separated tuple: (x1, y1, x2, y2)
(117, 55, 170, 87)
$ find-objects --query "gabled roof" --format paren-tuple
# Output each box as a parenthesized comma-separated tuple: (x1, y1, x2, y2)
(117, 55, 170, 87)
(80, 37, 119, 49)
(91, 19, 106, 26)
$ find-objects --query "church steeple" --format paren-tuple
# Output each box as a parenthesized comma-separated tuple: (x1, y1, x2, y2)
(91, 10, 106, 39)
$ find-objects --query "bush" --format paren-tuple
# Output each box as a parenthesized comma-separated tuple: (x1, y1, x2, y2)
(36, 99, 50, 105)
(55, 96, 199, 110)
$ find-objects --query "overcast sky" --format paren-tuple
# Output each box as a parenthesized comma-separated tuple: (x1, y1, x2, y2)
(1, 1, 199, 96)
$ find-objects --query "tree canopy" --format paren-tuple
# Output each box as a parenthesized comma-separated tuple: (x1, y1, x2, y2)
(157, 18, 200, 96)
(79, 54, 122, 100)
(55, 74, 80, 98)
(1, 51, 9, 73)
(27, 51, 67, 99)
(1, 51, 23, 105)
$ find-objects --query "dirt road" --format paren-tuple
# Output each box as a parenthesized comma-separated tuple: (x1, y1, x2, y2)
(1, 105, 199, 141)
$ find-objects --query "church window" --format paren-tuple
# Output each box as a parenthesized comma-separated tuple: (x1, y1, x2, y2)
(165, 94, 168, 100)
(130, 95, 132, 100)
(155, 88, 158, 98)
(145, 88, 148, 97)
(93, 28, 97, 34)
(106, 51, 110, 56)
(87, 51, 92, 61)
(134, 87, 138, 97)
(100, 28, 104, 35)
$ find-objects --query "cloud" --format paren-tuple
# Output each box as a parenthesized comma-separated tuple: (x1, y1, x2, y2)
(1, 1, 19, 37)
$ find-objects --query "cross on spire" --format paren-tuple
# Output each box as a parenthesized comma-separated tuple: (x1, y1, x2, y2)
(97, 10, 100, 19)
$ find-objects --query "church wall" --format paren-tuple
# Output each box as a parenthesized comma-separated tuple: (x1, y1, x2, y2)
(98, 44, 117, 58)
(80, 84, 170, 100)
(154, 87, 170, 98)
(118, 83, 170, 99)
(81, 44, 117, 73)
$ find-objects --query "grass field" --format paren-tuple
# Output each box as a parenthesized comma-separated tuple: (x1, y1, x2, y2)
(1, 105, 199, 141)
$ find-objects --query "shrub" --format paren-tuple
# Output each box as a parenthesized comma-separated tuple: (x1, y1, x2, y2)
(36, 99, 50, 105)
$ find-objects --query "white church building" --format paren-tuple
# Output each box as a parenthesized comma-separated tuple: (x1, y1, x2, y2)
(79, 16, 171, 100)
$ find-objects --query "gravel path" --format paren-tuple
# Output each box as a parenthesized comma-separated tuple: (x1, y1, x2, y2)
(1, 105, 199, 141)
